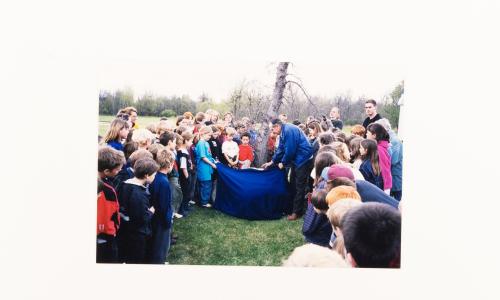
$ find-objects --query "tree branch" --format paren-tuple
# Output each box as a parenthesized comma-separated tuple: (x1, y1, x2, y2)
(285, 80, 319, 115)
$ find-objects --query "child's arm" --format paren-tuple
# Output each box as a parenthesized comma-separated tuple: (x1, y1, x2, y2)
(202, 157, 217, 169)
(182, 168, 189, 178)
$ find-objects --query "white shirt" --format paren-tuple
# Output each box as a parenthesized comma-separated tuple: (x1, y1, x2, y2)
(222, 140, 239, 157)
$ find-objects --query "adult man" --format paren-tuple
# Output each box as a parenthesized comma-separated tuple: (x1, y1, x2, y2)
(261, 119, 313, 221)
(329, 107, 343, 129)
(362, 99, 382, 128)
(376, 118, 403, 201)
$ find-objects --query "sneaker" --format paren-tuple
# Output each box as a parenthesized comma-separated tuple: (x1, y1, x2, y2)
(202, 203, 212, 208)
(174, 213, 183, 219)
(189, 200, 195, 205)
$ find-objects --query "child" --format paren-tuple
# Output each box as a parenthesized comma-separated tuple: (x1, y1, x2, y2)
(159, 131, 183, 218)
(102, 118, 130, 152)
(208, 125, 223, 162)
(176, 131, 194, 216)
(113, 149, 153, 193)
(318, 132, 335, 148)
(350, 124, 366, 137)
(348, 136, 364, 169)
(117, 157, 159, 264)
(326, 198, 362, 258)
(97, 146, 126, 263)
(331, 141, 351, 163)
(195, 126, 217, 208)
(238, 132, 254, 169)
(359, 139, 384, 190)
(366, 123, 392, 194)
(132, 128, 155, 150)
(148, 148, 174, 264)
(340, 202, 401, 268)
(147, 143, 165, 161)
(282, 243, 349, 268)
(222, 127, 239, 169)
(301, 190, 333, 248)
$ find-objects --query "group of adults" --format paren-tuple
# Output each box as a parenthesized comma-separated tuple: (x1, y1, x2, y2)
(261, 99, 390, 221)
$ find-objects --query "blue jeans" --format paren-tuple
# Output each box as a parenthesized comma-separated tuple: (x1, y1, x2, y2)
(199, 180, 212, 205)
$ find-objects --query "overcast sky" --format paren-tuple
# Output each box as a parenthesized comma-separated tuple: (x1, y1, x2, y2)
(98, 60, 405, 102)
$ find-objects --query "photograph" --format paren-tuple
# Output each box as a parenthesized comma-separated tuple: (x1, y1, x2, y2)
(97, 61, 404, 267)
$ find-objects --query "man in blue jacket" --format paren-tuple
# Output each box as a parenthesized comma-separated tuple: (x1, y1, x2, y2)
(262, 119, 314, 220)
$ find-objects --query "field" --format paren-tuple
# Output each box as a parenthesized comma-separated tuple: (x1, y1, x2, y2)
(99, 115, 172, 136)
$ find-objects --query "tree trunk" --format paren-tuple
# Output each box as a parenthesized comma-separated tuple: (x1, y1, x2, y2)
(255, 62, 289, 166)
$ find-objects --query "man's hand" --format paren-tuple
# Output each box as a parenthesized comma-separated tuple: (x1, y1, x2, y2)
(261, 161, 272, 169)
(278, 163, 284, 169)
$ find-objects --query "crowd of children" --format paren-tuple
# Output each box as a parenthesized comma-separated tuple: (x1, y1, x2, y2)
(97, 99, 403, 267)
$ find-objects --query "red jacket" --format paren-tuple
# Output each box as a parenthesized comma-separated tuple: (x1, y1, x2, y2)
(238, 144, 254, 162)
(97, 179, 120, 236)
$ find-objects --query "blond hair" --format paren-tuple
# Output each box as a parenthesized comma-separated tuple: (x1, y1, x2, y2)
(103, 118, 129, 144)
(225, 127, 236, 136)
(282, 244, 349, 268)
(132, 128, 155, 148)
(326, 199, 363, 258)
(156, 120, 174, 136)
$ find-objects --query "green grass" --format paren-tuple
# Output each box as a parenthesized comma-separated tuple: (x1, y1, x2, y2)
(99, 115, 174, 136)
(167, 206, 304, 266)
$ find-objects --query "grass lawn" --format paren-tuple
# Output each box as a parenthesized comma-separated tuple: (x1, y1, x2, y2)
(99, 115, 174, 136)
(167, 206, 305, 266)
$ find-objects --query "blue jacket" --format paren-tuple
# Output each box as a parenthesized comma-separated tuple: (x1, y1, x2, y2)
(355, 180, 399, 208)
(359, 159, 384, 190)
(388, 130, 403, 192)
(272, 123, 313, 168)
(302, 202, 332, 247)
(149, 172, 173, 229)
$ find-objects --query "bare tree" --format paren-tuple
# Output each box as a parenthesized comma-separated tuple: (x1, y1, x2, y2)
(255, 62, 289, 166)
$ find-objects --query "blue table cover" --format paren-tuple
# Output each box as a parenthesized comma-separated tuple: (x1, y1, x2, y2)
(214, 163, 291, 220)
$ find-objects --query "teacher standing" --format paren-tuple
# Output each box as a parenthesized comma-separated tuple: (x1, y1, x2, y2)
(262, 119, 314, 221)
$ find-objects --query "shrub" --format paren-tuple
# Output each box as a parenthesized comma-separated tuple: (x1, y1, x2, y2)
(160, 109, 177, 118)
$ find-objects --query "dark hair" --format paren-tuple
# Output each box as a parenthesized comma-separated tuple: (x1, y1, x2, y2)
(329, 177, 356, 189)
(367, 123, 390, 142)
(319, 132, 335, 146)
(360, 139, 380, 176)
(333, 131, 346, 144)
(314, 151, 337, 181)
(292, 119, 301, 126)
(133, 157, 159, 179)
(365, 99, 377, 106)
(123, 141, 139, 161)
(176, 116, 184, 126)
(317, 144, 336, 154)
(341, 202, 401, 268)
(98, 146, 126, 172)
(241, 132, 250, 139)
(159, 131, 176, 146)
(311, 190, 329, 211)
(271, 118, 283, 126)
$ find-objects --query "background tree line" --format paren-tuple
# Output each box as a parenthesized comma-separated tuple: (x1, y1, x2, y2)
(99, 81, 404, 128)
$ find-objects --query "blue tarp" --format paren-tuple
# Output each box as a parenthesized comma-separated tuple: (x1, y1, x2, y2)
(214, 163, 291, 220)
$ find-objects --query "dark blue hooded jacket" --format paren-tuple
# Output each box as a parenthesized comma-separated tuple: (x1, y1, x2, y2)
(272, 123, 313, 168)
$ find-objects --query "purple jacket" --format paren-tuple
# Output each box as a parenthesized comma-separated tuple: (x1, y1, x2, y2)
(377, 140, 392, 190)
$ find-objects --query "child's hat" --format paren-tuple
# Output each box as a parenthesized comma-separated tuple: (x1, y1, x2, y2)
(326, 165, 355, 182)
